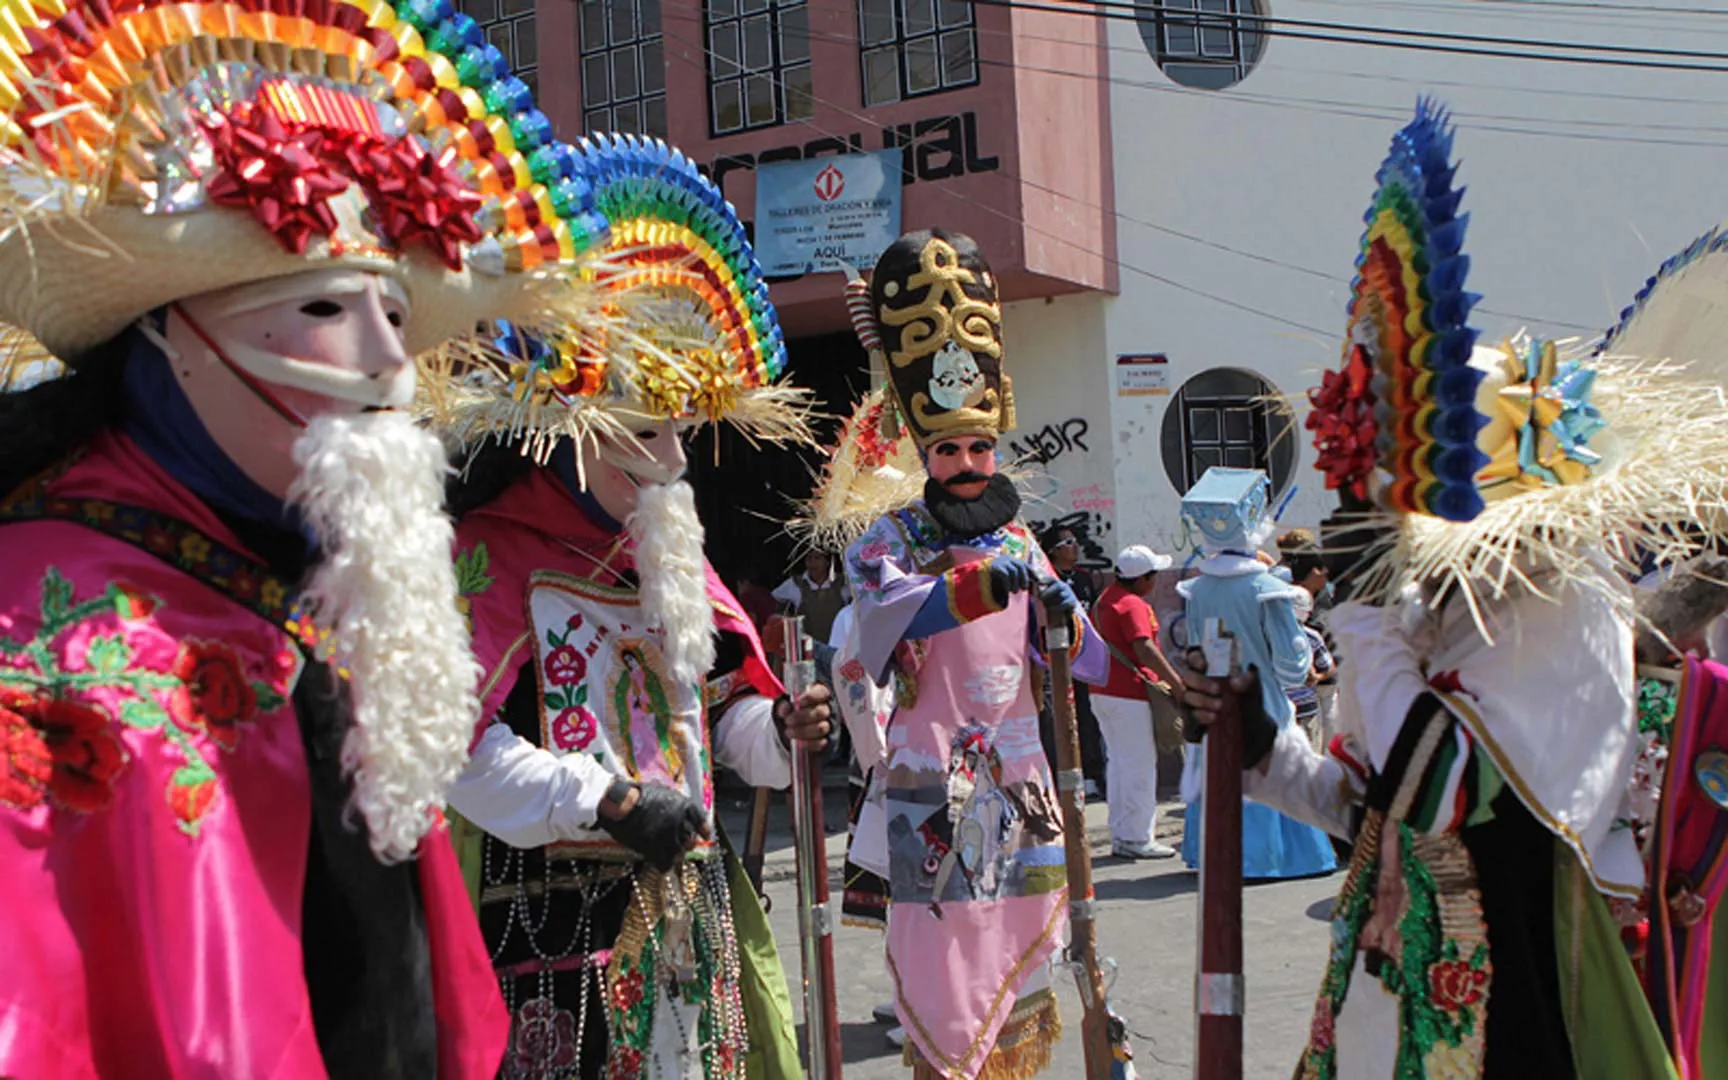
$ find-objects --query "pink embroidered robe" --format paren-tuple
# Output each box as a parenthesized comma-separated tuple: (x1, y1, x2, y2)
(0, 431, 507, 1080)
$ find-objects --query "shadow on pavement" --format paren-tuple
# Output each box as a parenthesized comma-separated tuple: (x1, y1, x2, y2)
(1093, 869, 1198, 902)
(792, 1020, 902, 1066)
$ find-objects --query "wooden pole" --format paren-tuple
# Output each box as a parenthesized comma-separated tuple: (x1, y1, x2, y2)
(1043, 597, 1114, 1079)
(782, 617, 843, 1079)
(741, 786, 771, 906)
(1195, 620, 1243, 1080)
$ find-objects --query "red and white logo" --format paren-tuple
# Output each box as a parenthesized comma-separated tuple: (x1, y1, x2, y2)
(813, 163, 845, 202)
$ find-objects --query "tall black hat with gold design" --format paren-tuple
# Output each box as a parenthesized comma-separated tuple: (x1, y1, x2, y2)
(854, 228, 1013, 449)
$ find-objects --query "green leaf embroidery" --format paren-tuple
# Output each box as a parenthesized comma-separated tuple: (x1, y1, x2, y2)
(40, 568, 74, 624)
(120, 697, 170, 730)
(573, 683, 588, 707)
(84, 635, 131, 676)
(252, 681, 286, 712)
(546, 688, 568, 712)
(455, 543, 495, 597)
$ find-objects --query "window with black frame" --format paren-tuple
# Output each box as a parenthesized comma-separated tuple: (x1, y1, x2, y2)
(458, 0, 540, 98)
(1135, 0, 1268, 90)
(577, 0, 667, 137)
(706, 0, 813, 135)
(857, 0, 978, 107)
(1158, 367, 1295, 495)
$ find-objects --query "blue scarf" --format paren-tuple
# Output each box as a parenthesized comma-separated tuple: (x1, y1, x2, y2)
(117, 320, 302, 535)
(548, 438, 622, 534)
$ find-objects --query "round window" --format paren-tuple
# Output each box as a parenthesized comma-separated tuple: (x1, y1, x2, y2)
(1136, 0, 1269, 91)
(1157, 366, 1296, 497)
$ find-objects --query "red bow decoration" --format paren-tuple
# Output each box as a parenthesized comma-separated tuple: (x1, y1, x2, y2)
(202, 102, 484, 270)
(337, 135, 484, 271)
(203, 104, 350, 255)
(1307, 344, 1380, 500)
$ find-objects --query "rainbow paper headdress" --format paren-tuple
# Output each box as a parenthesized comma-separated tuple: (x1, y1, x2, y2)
(421, 134, 808, 460)
(1308, 102, 1728, 614)
(1308, 99, 1486, 522)
(0, 0, 613, 363)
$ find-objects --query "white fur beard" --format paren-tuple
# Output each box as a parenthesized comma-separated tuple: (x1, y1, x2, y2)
(288, 411, 481, 863)
(629, 480, 716, 687)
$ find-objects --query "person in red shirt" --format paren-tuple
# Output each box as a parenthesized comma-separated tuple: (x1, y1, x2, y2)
(1093, 545, 1186, 859)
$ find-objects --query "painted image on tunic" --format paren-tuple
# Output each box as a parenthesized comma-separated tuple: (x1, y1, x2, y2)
(884, 721, 1064, 910)
(608, 637, 686, 787)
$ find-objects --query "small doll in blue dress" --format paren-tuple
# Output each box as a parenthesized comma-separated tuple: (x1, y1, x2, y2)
(1177, 467, 1336, 878)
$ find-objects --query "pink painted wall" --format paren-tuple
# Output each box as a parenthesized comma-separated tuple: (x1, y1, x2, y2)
(532, 0, 1115, 336)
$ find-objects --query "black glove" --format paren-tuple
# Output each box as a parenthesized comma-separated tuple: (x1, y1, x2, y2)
(1179, 649, 1278, 770)
(597, 781, 709, 871)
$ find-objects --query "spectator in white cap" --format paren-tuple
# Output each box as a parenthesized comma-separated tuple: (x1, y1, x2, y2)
(1092, 544, 1186, 858)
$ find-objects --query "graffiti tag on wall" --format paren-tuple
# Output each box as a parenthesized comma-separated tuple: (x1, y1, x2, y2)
(1007, 417, 1090, 466)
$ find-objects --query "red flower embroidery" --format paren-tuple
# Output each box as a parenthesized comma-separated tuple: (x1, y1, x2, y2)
(0, 697, 52, 808)
(1427, 958, 1488, 1012)
(508, 996, 578, 1075)
(1309, 998, 1335, 1053)
(839, 658, 867, 683)
(607, 1046, 644, 1080)
(170, 778, 218, 827)
(551, 706, 599, 752)
(546, 644, 587, 686)
(613, 969, 647, 1012)
(170, 642, 259, 751)
(0, 688, 127, 813)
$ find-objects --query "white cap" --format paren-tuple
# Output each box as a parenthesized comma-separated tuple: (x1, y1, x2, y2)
(1116, 545, 1172, 579)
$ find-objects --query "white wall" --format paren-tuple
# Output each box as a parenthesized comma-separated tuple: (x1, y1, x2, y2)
(1101, 0, 1728, 546)
(1001, 292, 1119, 568)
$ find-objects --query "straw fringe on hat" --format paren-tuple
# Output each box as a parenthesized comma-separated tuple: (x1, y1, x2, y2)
(418, 134, 812, 466)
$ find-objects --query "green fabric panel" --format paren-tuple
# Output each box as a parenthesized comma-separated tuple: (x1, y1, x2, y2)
(448, 808, 485, 912)
(720, 828, 804, 1080)
(1698, 914, 1728, 1078)
(1552, 842, 1677, 1080)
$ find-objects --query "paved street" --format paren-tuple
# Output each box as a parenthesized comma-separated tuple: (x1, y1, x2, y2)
(718, 788, 1339, 1078)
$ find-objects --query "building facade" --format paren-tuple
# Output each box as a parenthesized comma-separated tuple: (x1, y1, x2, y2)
(461, 0, 1728, 574)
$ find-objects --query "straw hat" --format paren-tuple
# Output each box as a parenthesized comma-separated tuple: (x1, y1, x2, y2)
(0, 0, 614, 368)
(1307, 101, 1728, 614)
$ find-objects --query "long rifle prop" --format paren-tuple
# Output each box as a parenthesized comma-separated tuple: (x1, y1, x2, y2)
(1195, 619, 1243, 1080)
(781, 616, 843, 1079)
(1043, 594, 1138, 1080)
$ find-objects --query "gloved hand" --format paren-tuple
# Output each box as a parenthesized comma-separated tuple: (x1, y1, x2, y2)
(988, 556, 1035, 606)
(1038, 576, 1078, 617)
(1179, 648, 1278, 770)
(597, 781, 710, 871)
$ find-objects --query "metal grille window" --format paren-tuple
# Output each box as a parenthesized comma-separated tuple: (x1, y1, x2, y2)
(579, 0, 667, 137)
(458, 0, 539, 98)
(1159, 368, 1295, 495)
(707, 0, 812, 135)
(858, 0, 976, 107)
(1136, 0, 1267, 90)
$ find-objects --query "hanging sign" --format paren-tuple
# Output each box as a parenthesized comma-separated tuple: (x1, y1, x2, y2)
(754, 149, 903, 276)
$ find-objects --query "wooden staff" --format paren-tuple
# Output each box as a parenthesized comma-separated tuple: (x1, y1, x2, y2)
(1043, 595, 1113, 1079)
(1196, 619, 1243, 1080)
(781, 616, 842, 1079)
(741, 786, 772, 906)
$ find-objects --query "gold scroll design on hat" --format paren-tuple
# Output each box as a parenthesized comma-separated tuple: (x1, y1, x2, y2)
(877, 236, 1013, 440)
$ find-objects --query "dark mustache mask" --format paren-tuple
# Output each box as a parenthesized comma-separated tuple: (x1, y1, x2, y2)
(942, 471, 992, 488)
